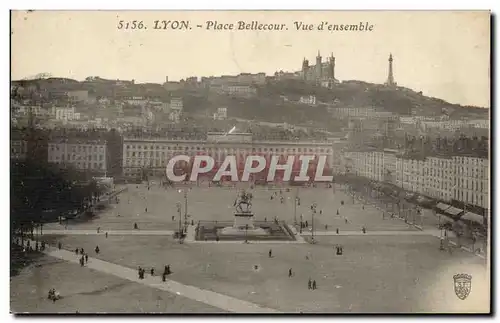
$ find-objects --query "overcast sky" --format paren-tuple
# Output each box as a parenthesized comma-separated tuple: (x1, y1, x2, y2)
(11, 10, 490, 107)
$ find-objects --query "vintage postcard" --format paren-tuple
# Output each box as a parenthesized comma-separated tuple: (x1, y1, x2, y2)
(10, 10, 490, 314)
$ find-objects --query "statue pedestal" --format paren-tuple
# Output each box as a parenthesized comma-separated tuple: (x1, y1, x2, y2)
(233, 212, 255, 230)
(218, 211, 267, 237)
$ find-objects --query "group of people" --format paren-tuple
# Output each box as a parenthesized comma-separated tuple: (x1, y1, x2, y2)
(138, 265, 172, 282)
(15, 239, 47, 254)
(47, 288, 61, 302)
(307, 278, 318, 290)
(73, 246, 100, 266)
(74, 247, 90, 266)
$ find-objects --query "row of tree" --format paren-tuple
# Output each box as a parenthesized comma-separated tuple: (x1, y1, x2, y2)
(11, 159, 106, 235)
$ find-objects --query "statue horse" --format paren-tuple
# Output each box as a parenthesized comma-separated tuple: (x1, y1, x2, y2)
(235, 191, 253, 213)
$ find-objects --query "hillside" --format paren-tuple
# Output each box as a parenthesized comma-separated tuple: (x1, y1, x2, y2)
(261, 79, 488, 119)
(11, 77, 488, 121)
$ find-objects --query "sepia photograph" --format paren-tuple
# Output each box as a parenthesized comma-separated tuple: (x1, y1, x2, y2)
(9, 10, 491, 314)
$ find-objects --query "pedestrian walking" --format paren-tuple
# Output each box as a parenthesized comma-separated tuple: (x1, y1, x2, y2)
(308, 278, 312, 290)
(268, 249, 272, 258)
(325, 224, 328, 230)
(288, 268, 293, 278)
(336, 228, 339, 234)
(58, 242, 62, 250)
(75, 248, 79, 255)
(85, 253, 88, 263)
(150, 268, 155, 276)
(105, 232, 108, 238)
(312, 280, 317, 290)
(95, 246, 100, 254)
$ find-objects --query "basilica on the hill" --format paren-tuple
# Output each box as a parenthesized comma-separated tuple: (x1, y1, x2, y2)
(301, 51, 340, 88)
(298, 51, 397, 89)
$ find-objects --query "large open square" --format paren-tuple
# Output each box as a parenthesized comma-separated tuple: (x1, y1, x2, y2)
(43, 183, 418, 233)
(11, 183, 488, 313)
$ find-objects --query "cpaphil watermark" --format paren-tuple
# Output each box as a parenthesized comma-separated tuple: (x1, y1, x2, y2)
(165, 154, 333, 182)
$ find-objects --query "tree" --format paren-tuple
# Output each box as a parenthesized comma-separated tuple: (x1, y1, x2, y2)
(10, 159, 101, 233)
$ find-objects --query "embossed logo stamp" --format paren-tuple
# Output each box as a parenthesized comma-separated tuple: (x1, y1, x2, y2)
(453, 273, 472, 300)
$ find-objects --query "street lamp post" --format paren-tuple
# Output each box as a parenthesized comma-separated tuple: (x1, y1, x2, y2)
(294, 188, 299, 225)
(184, 191, 188, 227)
(311, 203, 317, 243)
(176, 202, 182, 238)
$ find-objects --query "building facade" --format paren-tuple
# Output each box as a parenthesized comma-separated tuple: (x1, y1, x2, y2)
(453, 156, 489, 209)
(48, 139, 107, 173)
(221, 84, 257, 97)
(55, 107, 80, 121)
(342, 149, 489, 209)
(122, 133, 334, 179)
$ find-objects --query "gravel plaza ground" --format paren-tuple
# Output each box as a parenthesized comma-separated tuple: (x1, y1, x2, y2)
(10, 254, 223, 313)
(14, 183, 489, 313)
(44, 183, 417, 233)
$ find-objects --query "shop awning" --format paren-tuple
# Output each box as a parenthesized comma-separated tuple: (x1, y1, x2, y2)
(461, 212, 484, 224)
(438, 214, 455, 224)
(436, 202, 451, 211)
(445, 206, 463, 216)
